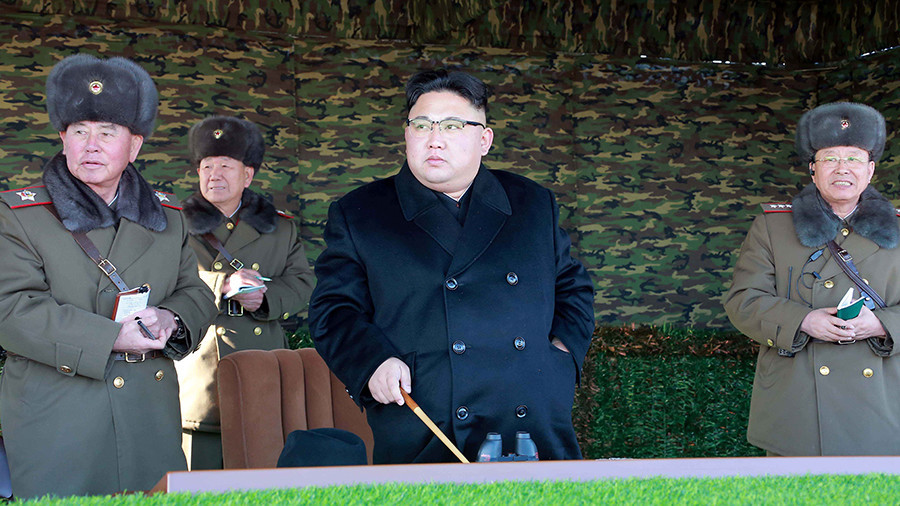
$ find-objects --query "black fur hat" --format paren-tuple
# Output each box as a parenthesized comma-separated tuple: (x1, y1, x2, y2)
(46, 54, 158, 137)
(188, 116, 265, 169)
(796, 102, 886, 163)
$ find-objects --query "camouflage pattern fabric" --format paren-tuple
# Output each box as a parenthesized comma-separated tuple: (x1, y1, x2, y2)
(1, 4, 900, 328)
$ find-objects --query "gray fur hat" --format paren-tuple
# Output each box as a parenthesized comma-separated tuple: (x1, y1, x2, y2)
(796, 102, 886, 163)
(46, 54, 158, 137)
(188, 116, 265, 169)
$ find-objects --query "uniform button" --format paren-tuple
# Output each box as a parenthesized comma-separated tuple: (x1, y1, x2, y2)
(456, 406, 469, 420)
(114, 376, 125, 388)
(824, 280, 834, 289)
(283, 312, 291, 320)
(452, 340, 466, 354)
(445, 278, 458, 290)
(516, 405, 528, 418)
(216, 326, 226, 336)
(252, 263, 260, 270)
(253, 327, 262, 335)
(226, 222, 235, 230)
(863, 368, 874, 378)
(506, 272, 518, 285)
(59, 365, 72, 374)
(156, 370, 164, 381)
(514, 337, 526, 350)
(819, 365, 830, 376)
(214, 262, 223, 270)
(841, 228, 850, 237)
(766, 339, 774, 347)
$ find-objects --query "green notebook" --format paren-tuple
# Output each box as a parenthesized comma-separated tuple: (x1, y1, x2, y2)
(836, 287, 865, 320)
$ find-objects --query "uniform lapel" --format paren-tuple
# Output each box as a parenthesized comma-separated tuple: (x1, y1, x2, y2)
(447, 166, 511, 276)
(818, 233, 881, 281)
(396, 163, 462, 255)
(100, 219, 154, 291)
(221, 220, 261, 259)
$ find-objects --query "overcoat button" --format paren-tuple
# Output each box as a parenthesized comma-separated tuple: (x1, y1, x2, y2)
(113, 377, 125, 388)
(252, 263, 260, 270)
(452, 340, 466, 354)
(59, 365, 72, 374)
(216, 326, 226, 336)
(514, 337, 526, 350)
(506, 272, 518, 285)
(456, 406, 469, 420)
(253, 327, 262, 335)
(214, 262, 223, 270)
(446, 278, 458, 290)
(819, 365, 830, 376)
(516, 405, 528, 418)
(156, 370, 164, 381)
(283, 312, 291, 320)
(841, 228, 850, 237)
(823, 280, 834, 289)
(766, 339, 774, 347)
(863, 368, 874, 378)
(226, 222, 234, 230)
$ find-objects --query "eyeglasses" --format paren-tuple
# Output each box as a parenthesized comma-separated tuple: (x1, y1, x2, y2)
(406, 117, 486, 137)
(814, 156, 869, 168)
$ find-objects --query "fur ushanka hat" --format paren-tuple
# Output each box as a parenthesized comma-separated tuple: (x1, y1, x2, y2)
(46, 54, 158, 137)
(796, 102, 886, 163)
(188, 116, 265, 169)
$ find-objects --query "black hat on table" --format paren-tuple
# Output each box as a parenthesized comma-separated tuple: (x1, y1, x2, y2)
(276, 428, 367, 468)
(796, 102, 886, 163)
(188, 116, 265, 169)
(46, 54, 158, 137)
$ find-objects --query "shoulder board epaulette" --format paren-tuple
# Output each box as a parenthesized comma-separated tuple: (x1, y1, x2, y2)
(0, 185, 52, 209)
(152, 190, 183, 210)
(276, 210, 294, 219)
(761, 203, 793, 213)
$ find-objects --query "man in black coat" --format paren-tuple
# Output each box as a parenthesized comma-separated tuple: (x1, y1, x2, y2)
(309, 70, 595, 463)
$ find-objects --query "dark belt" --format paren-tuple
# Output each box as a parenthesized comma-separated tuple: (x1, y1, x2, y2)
(111, 350, 166, 362)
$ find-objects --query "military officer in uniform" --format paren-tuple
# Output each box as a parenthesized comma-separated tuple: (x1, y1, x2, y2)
(725, 102, 900, 455)
(309, 70, 595, 463)
(176, 116, 315, 470)
(0, 54, 217, 498)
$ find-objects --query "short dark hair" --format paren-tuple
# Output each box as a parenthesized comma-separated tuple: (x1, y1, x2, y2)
(405, 69, 491, 115)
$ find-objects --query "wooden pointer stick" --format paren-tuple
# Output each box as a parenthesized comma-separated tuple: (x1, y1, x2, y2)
(400, 390, 470, 463)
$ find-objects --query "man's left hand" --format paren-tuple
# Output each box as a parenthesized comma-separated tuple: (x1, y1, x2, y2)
(846, 305, 888, 340)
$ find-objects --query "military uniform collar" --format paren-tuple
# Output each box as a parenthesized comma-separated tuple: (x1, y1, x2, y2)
(183, 188, 277, 235)
(792, 182, 899, 249)
(41, 152, 167, 233)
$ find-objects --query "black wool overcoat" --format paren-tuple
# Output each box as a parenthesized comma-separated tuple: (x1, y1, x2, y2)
(309, 164, 595, 463)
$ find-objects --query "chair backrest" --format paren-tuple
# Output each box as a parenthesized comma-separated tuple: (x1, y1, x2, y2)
(217, 348, 373, 468)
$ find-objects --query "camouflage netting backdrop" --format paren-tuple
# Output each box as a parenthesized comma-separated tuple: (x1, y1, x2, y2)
(2, 1, 900, 328)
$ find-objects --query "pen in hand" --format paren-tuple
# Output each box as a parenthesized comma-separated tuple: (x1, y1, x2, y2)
(256, 275, 271, 282)
(134, 317, 157, 340)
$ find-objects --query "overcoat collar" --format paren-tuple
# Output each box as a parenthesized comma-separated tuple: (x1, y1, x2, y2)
(395, 163, 511, 274)
(42, 152, 167, 233)
(792, 182, 899, 249)
(182, 189, 278, 236)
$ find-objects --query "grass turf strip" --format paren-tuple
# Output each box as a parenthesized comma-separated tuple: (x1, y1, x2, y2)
(22, 473, 899, 504)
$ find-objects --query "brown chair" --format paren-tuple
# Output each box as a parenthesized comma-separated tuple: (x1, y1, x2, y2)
(217, 347, 374, 468)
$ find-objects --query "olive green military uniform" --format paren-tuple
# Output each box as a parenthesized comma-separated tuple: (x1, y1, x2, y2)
(0, 173, 217, 498)
(724, 184, 900, 455)
(176, 190, 314, 469)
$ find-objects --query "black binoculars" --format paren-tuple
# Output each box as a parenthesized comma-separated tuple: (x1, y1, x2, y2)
(476, 431, 539, 462)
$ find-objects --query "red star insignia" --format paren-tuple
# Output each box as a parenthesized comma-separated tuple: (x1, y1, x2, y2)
(89, 80, 103, 95)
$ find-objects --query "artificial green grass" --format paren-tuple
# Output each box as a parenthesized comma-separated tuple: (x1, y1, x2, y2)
(22, 474, 900, 505)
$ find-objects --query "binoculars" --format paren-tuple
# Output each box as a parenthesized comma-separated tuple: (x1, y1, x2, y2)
(476, 431, 539, 462)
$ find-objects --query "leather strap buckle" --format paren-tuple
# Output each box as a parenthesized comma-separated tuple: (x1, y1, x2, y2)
(227, 299, 244, 317)
(97, 258, 117, 276)
(123, 352, 146, 363)
(229, 258, 244, 270)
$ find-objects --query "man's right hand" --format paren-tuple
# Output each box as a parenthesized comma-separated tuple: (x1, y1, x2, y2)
(368, 357, 411, 405)
(800, 307, 857, 342)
